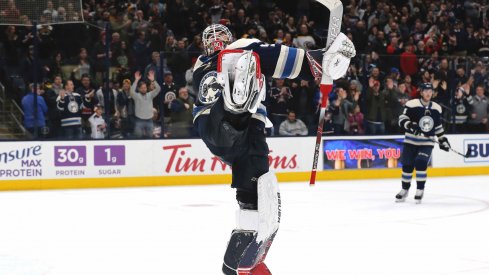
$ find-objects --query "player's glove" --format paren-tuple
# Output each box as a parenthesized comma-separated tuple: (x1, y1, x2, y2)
(322, 33, 356, 80)
(438, 136, 451, 152)
(405, 121, 422, 136)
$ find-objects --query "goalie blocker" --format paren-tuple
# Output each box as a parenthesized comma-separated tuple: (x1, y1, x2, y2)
(222, 171, 281, 275)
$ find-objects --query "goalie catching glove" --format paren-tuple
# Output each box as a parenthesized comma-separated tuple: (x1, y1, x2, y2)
(306, 33, 356, 80)
(322, 32, 356, 80)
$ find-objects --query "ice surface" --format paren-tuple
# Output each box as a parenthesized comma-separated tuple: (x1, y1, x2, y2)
(0, 175, 488, 275)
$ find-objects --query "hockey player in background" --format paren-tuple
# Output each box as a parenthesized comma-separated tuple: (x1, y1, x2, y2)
(396, 83, 451, 204)
(192, 24, 355, 274)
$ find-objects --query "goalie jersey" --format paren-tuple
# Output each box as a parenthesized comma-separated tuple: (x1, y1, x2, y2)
(398, 99, 445, 146)
(192, 38, 316, 120)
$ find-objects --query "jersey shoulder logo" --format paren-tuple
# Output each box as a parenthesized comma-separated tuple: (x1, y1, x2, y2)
(419, 116, 434, 133)
(198, 71, 222, 105)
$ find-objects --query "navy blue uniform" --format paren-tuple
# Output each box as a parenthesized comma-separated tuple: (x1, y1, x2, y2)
(192, 38, 313, 204)
(398, 98, 445, 190)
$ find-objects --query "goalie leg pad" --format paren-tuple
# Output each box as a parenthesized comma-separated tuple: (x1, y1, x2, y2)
(222, 171, 281, 274)
(257, 171, 281, 243)
(238, 171, 281, 271)
(222, 229, 257, 275)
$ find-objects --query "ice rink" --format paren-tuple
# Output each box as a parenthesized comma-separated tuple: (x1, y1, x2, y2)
(1, 175, 489, 275)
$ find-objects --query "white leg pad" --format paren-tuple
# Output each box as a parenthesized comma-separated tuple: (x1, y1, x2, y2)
(257, 171, 281, 243)
(236, 209, 259, 231)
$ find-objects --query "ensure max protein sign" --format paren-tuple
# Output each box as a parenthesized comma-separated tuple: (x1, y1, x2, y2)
(0, 145, 43, 178)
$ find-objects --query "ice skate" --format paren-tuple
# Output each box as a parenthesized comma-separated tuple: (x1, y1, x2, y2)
(414, 189, 424, 204)
(395, 189, 409, 202)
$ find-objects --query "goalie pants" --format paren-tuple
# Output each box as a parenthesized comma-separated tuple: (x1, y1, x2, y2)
(195, 97, 269, 203)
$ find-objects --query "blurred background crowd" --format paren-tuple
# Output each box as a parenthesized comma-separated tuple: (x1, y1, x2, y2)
(1, 0, 489, 140)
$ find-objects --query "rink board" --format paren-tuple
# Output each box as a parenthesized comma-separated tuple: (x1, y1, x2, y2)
(1, 135, 489, 190)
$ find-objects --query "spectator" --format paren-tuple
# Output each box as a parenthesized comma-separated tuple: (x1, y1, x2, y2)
(22, 83, 48, 138)
(365, 78, 387, 135)
(131, 10, 150, 34)
(187, 35, 204, 64)
(404, 74, 418, 98)
(56, 80, 92, 139)
(92, 32, 110, 85)
(168, 39, 191, 87)
(452, 85, 473, 133)
(432, 75, 450, 107)
(71, 48, 92, 83)
(279, 111, 308, 136)
(347, 105, 365, 135)
(284, 16, 297, 36)
(451, 20, 469, 56)
(289, 79, 317, 135)
(385, 34, 402, 70)
(268, 79, 292, 135)
(76, 74, 97, 137)
(88, 105, 107, 139)
(370, 31, 388, 55)
(453, 66, 468, 88)
(152, 108, 162, 138)
(3, 25, 22, 75)
(292, 24, 315, 50)
(400, 43, 418, 77)
(144, 51, 163, 84)
(44, 52, 64, 80)
(43, 1, 58, 23)
(20, 45, 44, 85)
(116, 79, 135, 138)
(388, 81, 410, 134)
(383, 77, 401, 133)
(169, 87, 194, 138)
(467, 84, 489, 133)
(42, 81, 61, 138)
(130, 70, 161, 138)
(232, 9, 249, 38)
(330, 86, 358, 135)
(95, 81, 118, 116)
(1, 0, 21, 23)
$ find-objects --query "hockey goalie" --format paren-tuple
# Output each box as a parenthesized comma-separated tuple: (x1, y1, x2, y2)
(192, 24, 355, 274)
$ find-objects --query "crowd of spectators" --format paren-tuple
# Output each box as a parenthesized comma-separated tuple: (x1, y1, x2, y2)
(1, 0, 489, 140)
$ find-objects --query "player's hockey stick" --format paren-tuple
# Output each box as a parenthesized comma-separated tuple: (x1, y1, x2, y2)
(310, 0, 343, 186)
(431, 138, 473, 158)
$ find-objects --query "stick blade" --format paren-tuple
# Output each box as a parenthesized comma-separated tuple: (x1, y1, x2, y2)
(316, 0, 344, 47)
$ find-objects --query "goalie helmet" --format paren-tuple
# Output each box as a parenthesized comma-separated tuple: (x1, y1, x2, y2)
(202, 24, 233, 56)
(217, 49, 266, 114)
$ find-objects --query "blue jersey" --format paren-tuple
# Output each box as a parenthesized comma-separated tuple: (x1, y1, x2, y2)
(398, 99, 445, 146)
(192, 38, 312, 120)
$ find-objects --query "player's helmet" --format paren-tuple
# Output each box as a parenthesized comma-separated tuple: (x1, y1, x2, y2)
(202, 24, 233, 56)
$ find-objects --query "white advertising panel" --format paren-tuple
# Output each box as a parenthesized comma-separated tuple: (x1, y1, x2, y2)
(431, 134, 489, 167)
(0, 137, 316, 180)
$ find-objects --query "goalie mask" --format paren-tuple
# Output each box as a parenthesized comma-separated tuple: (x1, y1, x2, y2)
(217, 49, 266, 114)
(202, 24, 233, 56)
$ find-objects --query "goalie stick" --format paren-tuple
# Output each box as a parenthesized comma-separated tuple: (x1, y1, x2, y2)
(310, 0, 344, 186)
